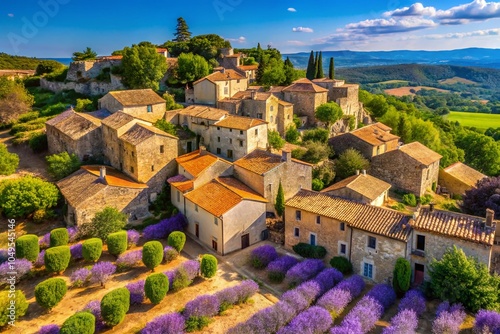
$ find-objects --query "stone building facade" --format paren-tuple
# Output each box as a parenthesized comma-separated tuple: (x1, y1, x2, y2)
(438, 162, 486, 197)
(282, 79, 328, 126)
(192, 69, 247, 106)
(98, 89, 167, 122)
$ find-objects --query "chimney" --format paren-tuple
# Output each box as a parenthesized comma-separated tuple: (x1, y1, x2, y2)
(429, 202, 435, 212)
(356, 170, 360, 175)
(99, 166, 106, 179)
(362, 169, 366, 176)
(282, 150, 291, 162)
(251, 91, 257, 100)
(221, 68, 225, 74)
(486, 209, 495, 227)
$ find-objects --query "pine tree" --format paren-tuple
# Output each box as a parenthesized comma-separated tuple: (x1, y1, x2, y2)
(314, 52, 319, 78)
(328, 57, 335, 79)
(306, 51, 315, 80)
(275, 181, 285, 218)
(173, 17, 191, 42)
(283, 57, 295, 85)
(316, 52, 324, 78)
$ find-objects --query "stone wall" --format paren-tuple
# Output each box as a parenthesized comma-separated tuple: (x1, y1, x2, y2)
(438, 169, 471, 197)
(278, 104, 294, 136)
(194, 80, 216, 105)
(66, 60, 122, 81)
(283, 91, 327, 126)
(135, 134, 178, 184)
(40, 76, 124, 96)
(46, 124, 103, 161)
(209, 123, 267, 161)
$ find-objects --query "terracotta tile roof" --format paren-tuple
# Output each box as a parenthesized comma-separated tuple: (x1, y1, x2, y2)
(268, 86, 286, 93)
(312, 78, 335, 83)
(238, 65, 259, 71)
(278, 100, 293, 106)
(167, 174, 194, 192)
(234, 149, 284, 175)
(282, 78, 328, 93)
(177, 105, 228, 121)
(412, 208, 496, 246)
(321, 173, 391, 201)
(232, 91, 273, 101)
(216, 177, 267, 203)
(214, 115, 267, 130)
(82, 166, 147, 189)
(108, 89, 166, 106)
(176, 150, 219, 177)
(194, 69, 246, 84)
(102, 111, 136, 129)
(286, 190, 412, 241)
(399, 142, 442, 166)
(348, 123, 400, 146)
(120, 123, 176, 145)
(45, 109, 101, 140)
(156, 48, 168, 52)
(443, 162, 486, 187)
(97, 55, 123, 60)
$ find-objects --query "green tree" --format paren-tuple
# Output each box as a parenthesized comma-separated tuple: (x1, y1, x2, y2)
(275, 181, 285, 218)
(122, 44, 168, 90)
(142, 241, 164, 271)
(397, 114, 413, 143)
(314, 52, 319, 79)
(154, 119, 178, 136)
(74, 98, 94, 112)
(285, 125, 300, 144)
(306, 51, 315, 80)
(283, 57, 296, 85)
(335, 148, 370, 180)
(72, 47, 97, 61)
(315, 102, 343, 129)
(456, 131, 500, 176)
(268, 130, 285, 150)
(145, 273, 169, 304)
(256, 54, 267, 84)
(163, 92, 183, 110)
(429, 246, 499, 312)
(0, 77, 34, 124)
(100, 288, 130, 327)
(393, 258, 411, 295)
(302, 128, 329, 144)
(328, 57, 335, 79)
(295, 141, 332, 164)
(45, 152, 81, 180)
(35, 60, 65, 76)
(167, 231, 186, 253)
(176, 53, 210, 84)
(260, 58, 285, 86)
(316, 51, 324, 78)
(174, 17, 192, 42)
(0, 176, 59, 218)
(34, 278, 67, 310)
(366, 95, 389, 118)
(60, 312, 95, 334)
(82, 207, 127, 240)
(0, 143, 19, 176)
(200, 254, 217, 278)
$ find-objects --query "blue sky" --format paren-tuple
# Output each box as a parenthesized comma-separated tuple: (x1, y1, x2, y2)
(1, 0, 499, 57)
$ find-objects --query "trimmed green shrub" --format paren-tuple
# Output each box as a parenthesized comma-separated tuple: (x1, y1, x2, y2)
(0, 290, 28, 326)
(292, 243, 327, 259)
(200, 254, 217, 278)
(15, 234, 39, 261)
(185, 316, 211, 332)
(60, 312, 95, 334)
(419, 194, 433, 205)
(167, 231, 186, 253)
(393, 258, 411, 296)
(100, 288, 130, 327)
(82, 238, 103, 262)
(44, 246, 71, 273)
(145, 273, 169, 304)
(330, 256, 353, 275)
(34, 277, 67, 310)
(106, 231, 127, 256)
(172, 267, 191, 292)
(142, 241, 163, 271)
(402, 193, 417, 207)
(50, 228, 69, 247)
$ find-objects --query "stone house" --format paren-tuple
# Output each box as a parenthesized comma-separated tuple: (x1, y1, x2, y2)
(234, 149, 313, 213)
(192, 69, 247, 105)
(329, 122, 400, 160)
(321, 171, 391, 207)
(210, 115, 268, 161)
(282, 78, 328, 126)
(57, 166, 150, 226)
(370, 142, 442, 197)
(98, 89, 167, 122)
(313, 79, 362, 121)
(439, 162, 486, 197)
(46, 109, 103, 161)
(285, 190, 412, 283)
(217, 51, 258, 83)
(410, 206, 497, 284)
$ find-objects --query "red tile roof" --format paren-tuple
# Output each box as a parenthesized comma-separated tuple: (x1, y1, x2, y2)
(194, 69, 246, 84)
(175, 150, 220, 177)
(348, 123, 399, 146)
(214, 115, 267, 130)
(283, 78, 328, 93)
(108, 89, 166, 106)
(234, 149, 284, 175)
(321, 173, 391, 201)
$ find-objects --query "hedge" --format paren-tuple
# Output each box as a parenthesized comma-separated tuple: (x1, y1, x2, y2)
(292, 242, 327, 259)
(50, 228, 69, 247)
(145, 273, 169, 304)
(330, 256, 353, 275)
(167, 231, 186, 253)
(34, 278, 67, 310)
(82, 238, 103, 262)
(142, 241, 163, 271)
(201, 254, 217, 278)
(44, 246, 71, 273)
(60, 312, 95, 334)
(101, 288, 130, 327)
(15, 234, 39, 262)
(106, 231, 127, 256)
(0, 290, 28, 326)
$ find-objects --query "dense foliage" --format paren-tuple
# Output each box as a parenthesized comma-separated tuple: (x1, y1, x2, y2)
(329, 256, 353, 274)
(122, 44, 168, 90)
(153, 119, 177, 136)
(286, 259, 325, 287)
(0, 290, 28, 326)
(106, 231, 128, 256)
(393, 257, 411, 295)
(275, 181, 285, 218)
(316, 102, 343, 128)
(145, 273, 169, 304)
(45, 152, 81, 180)
(44, 246, 71, 273)
(292, 243, 327, 259)
(142, 241, 164, 271)
(334, 148, 370, 180)
(0, 76, 34, 125)
(59, 312, 95, 334)
(175, 53, 209, 84)
(82, 238, 103, 262)
(0, 143, 19, 175)
(462, 176, 500, 219)
(200, 254, 217, 278)
(100, 288, 130, 327)
(34, 278, 67, 310)
(15, 234, 39, 261)
(167, 231, 186, 253)
(82, 207, 127, 240)
(50, 228, 69, 247)
(72, 47, 97, 61)
(432, 302, 466, 334)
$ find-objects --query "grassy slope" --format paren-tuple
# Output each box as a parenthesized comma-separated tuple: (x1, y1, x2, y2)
(446, 111, 500, 131)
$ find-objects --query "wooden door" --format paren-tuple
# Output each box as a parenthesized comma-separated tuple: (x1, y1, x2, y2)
(241, 234, 250, 249)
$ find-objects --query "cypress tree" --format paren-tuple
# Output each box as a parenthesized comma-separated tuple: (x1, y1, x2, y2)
(283, 57, 295, 85)
(317, 52, 324, 78)
(306, 51, 315, 80)
(256, 54, 267, 83)
(275, 181, 285, 218)
(314, 52, 319, 79)
(329, 57, 335, 79)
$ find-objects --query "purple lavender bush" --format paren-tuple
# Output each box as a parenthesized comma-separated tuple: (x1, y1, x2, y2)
(244, 301, 296, 334)
(474, 310, 500, 334)
(164, 269, 177, 290)
(313, 268, 343, 294)
(342, 296, 383, 333)
(163, 246, 178, 263)
(90, 261, 116, 287)
(366, 284, 396, 311)
(81, 300, 105, 332)
(38, 324, 60, 334)
(383, 309, 418, 334)
(142, 312, 185, 334)
(67, 227, 79, 243)
(34, 249, 45, 268)
(116, 249, 142, 271)
(70, 267, 91, 287)
(0, 258, 32, 282)
(183, 294, 220, 318)
(250, 244, 279, 269)
(335, 275, 365, 299)
(216, 286, 239, 312)
(126, 280, 146, 305)
(286, 259, 325, 287)
(69, 243, 83, 260)
(142, 213, 187, 241)
(399, 289, 427, 317)
(295, 280, 321, 305)
(433, 302, 466, 334)
(266, 255, 299, 283)
(234, 280, 259, 304)
(317, 288, 352, 318)
(330, 316, 363, 334)
(226, 323, 254, 334)
(127, 229, 140, 248)
(39, 233, 50, 249)
(281, 289, 310, 313)
(181, 260, 200, 280)
(277, 306, 333, 334)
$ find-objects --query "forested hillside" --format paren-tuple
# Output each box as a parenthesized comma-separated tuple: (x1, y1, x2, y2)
(0, 53, 62, 70)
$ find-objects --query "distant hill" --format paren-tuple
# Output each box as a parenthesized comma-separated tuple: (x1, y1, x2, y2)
(0, 53, 64, 70)
(284, 48, 500, 70)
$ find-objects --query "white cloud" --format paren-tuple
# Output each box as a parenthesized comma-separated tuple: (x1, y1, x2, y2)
(287, 40, 307, 46)
(227, 36, 246, 43)
(292, 27, 314, 33)
(288, 7, 297, 12)
(7, 13, 14, 17)
(384, 3, 437, 17)
(436, 0, 500, 20)
(345, 17, 437, 35)
(403, 28, 500, 40)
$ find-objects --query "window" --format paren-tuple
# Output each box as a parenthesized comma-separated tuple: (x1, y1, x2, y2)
(130, 166, 134, 173)
(147, 105, 152, 113)
(426, 169, 430, 180)
(316, 216, 321, 225)
(151, 165, 154, 171)
(237, 79, 240, 83)
(340, 243, 347, 255)
(227, 149, 233, 159)
(257, 113, 263, 119)
(287, 115, 290, 119)
(217, 137, 221, 142)
(177, 191, 180, 202)
(224, 87, 229, 95)
(239, 130, 243, 135)
(340, 222, 345, 231)
(239, 140, 243, 147)
(295, 210, 301, 221)
(363, 263, 373, 279)
(294, 227, 300, 237)
(416, 235, 425, 251)
(217, 126, 221, 130)
(160, 145, 164, 153)
(368, 236, 377, 249)
(270, 116, 273, 123)
(229, 138, 232, 144)
(214, 217, 218, 225)
(195, 204, 198, 212)
(255, 129, 258, 136)
(310, 233, 317, 246)
(216, 148, 221, 154)
(131, 151, 134, 157)
(270, 106, 274, 112)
